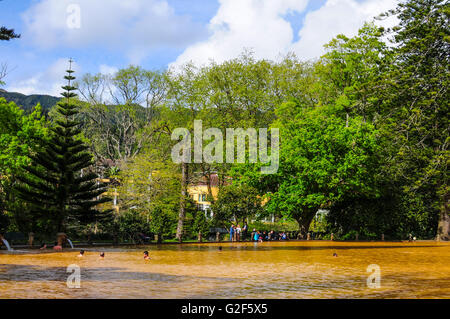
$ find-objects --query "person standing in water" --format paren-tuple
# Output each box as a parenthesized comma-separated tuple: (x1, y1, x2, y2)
(236, 224, 241, 242)
(99, 252, 105, 259)
(253, 231, 260, 242)
(229, 224, 235, 242)
(144, 251, 150, 260)
(78, 250, 85, 258)
(242, 222, 248, 241)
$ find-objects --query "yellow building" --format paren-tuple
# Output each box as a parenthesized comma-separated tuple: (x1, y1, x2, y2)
(101, 173, 227, 215)
(187, 174, 222, 216)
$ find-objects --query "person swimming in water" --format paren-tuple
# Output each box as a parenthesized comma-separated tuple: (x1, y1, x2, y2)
(143, 251, 150, 260)
(99, 252, 105, 259)
(333, 252, 338, 257)
(78, 250, 85, 258)
(218, 246, 222, 251)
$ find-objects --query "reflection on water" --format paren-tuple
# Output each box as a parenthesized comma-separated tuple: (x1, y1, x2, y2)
(1, 241, 449, 298)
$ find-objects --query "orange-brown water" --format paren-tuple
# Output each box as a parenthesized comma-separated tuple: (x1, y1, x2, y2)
(1, 241, 449, 299)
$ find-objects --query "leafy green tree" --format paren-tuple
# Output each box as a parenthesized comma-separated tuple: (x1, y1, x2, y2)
(165, 53, 314, 240)
(149, 205, 177, 243)
(15, 63, 112, 233)
(191, 209, 210, 242)
(116, 139, 181, 240)
(117, 209, 149, 243)
(75, 67, 168, 165)
(327, 195, 404, 240)
(117, 142, 180, 208)
(0, 98, 48, 234)
(317, 22, 391, 124)
(211, 184, 262, 227)
(244, 101, 381, 236)
(379, 0, 449, 240)
(165, 64, 205, 242)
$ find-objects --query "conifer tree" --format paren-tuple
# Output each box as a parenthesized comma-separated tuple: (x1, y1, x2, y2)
(16, 60, 112, 233)
(381, 0, 449, 240)
(0, 26, 20, 41)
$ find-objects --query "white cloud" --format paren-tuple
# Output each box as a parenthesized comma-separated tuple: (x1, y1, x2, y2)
(291, 0, 398, 60)
(170, 0, 309, 68)
(12, 0, 399, 95)
(171, 0, 398, 68)
(7, 58, 80, 96)
(21, 0, 206, 63)
(99, 64, 118, 76)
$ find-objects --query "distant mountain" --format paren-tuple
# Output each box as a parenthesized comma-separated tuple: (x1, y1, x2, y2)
(0, 89, 60, 113)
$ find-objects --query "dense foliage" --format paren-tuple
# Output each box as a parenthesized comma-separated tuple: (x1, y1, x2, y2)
(0, 0, 448, 242)
(14, 67, 112, 234)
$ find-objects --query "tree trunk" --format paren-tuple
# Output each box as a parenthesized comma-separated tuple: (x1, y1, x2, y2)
(205, 171, 215, 205)
(56, 233, 66, 246)
(87, 233, 93, 246)
(295, 209, 317, 239)
(437, 191, 449, 241)
(28, 232, 34, 247)
(112, 220, 119, 246)
(176, 162, 188, 242)
(198, 231, 202, 243)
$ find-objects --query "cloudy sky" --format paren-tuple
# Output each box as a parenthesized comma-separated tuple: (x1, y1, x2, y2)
(0, 0, 398, 96)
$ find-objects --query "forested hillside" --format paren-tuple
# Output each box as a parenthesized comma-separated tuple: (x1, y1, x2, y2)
(0, 89, 59, 113)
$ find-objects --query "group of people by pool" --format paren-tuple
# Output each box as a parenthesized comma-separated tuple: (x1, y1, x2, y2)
(252, 230, 289, 242)
(229, 223, 289, 242)
(228, 223, 247, 241)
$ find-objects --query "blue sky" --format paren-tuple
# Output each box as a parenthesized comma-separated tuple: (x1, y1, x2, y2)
(0, 0, 397, 96)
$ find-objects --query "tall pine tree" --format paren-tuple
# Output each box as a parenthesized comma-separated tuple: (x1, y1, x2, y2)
(0, 26, 20, 41)
(381, 0, 449, 240)
(16, 60, 111, 233)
